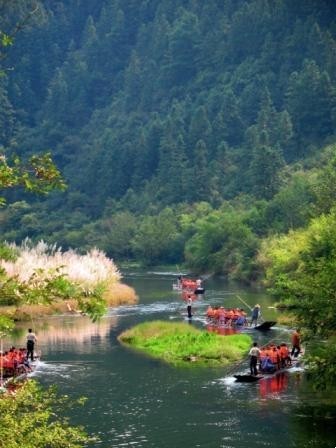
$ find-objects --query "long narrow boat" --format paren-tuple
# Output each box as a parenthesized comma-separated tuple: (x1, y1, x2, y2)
(253, 321, 277, 331)
(234, 374, 264, 383)
(234, 353, 303, 383)
(172, 277, 205, 294)
(205, 306, 276, 331)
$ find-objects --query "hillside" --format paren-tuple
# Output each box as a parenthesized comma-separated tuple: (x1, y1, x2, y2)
(1, 0, 336, 277)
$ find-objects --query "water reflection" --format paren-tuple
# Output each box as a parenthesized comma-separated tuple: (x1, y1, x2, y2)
(6, 316, 118, 354)
(206, 324, 238, 336)
(259, 373, 289, 398)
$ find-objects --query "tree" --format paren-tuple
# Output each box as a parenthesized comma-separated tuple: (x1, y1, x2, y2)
(0, 152, 66, 206)
(0, 80, 15, 149)
(259, 211, 336, 389)
(98, 211, 137, 259)
(286, 59, 336, 144)
(131, 208, 181, 265)
(167, 8, 201, 85)
(313, 152, 336, 215)
(265, 170, 316, 232)
(0, 380, 91, 447)
(185, 206, 258, 282)
(249, 132, 285, 200)
(187, 139, 211, 203)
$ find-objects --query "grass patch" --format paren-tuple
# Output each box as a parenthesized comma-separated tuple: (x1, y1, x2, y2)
(118, 320, 252, 367)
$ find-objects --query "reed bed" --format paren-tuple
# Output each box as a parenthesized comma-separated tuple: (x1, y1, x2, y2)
(0, 241, 137, 319)
(0, 240, 121, 287)
(119, 321, 252, 367)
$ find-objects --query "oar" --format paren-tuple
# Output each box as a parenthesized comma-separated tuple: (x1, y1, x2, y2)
(236, 295, 265, 324)
(236, 294, 252, 311)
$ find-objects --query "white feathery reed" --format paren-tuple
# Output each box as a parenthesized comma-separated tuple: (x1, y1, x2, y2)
(0, 240, 121, 287)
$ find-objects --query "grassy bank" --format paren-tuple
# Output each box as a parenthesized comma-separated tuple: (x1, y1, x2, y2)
(118, 321, 252, 367)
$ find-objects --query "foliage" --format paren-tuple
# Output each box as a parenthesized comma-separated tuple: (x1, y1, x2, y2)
(0, 153, 66, 206)
(0, 241, 121, 319)
(1, 0, 336, 288)
(0, 380, 92, 448)
(131, 208, 182, 265)
(260, 212, 336, 337)
(185, 206, 259, 281)
(0, 243, 17, 261)
(118, 320, 252, 367)
(306, 337, 336, 390)
(0, 0, 335, 259)
(259, 211, 336, 389)
(0, 314, 14, 336)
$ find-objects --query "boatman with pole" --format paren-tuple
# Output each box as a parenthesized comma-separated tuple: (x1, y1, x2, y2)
(249, 342, 261, 376)
(26, 328, 37, 362)
(187, 295, 193, 319)
(251, 304, 261, 326)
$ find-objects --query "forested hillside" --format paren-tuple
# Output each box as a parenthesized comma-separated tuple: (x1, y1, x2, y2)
(1, 0, 336, 279)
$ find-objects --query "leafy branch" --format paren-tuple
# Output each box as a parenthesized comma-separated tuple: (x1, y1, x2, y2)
(0, 153, 66, 205)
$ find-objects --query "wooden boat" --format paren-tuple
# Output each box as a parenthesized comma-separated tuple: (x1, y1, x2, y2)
(173, 277, 205, 295)
(253, 321, 277, 331)
(205, 307, 249, 328)
(234, 353, 304, 383)
(205, 305, 276, 331)
(234, 374, 264, 383)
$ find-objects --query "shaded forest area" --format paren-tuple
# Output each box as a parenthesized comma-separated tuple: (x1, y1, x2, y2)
(1, 0, 336, 282)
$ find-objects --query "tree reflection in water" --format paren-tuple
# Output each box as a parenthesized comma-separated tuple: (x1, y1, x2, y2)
(5, 316, 118, 354)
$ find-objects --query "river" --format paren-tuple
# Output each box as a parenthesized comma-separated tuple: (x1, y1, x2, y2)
(9, 271, 335, 447)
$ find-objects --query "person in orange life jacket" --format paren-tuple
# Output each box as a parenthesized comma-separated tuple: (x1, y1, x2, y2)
(249, 342, 260, 376)
(26, 328, 37, 362)
(206, 306, 215, 321)
(291, 329, 301, 358)
(279, 343, 291, 367)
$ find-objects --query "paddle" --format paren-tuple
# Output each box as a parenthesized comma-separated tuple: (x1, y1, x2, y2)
(236, 295, 265, 326)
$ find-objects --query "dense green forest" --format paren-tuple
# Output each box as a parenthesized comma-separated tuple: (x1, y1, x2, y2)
(0, 0, 336, 280)
(0, 0, 336, 391)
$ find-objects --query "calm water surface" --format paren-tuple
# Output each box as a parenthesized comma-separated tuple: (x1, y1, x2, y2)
(11, 272, 335, 447)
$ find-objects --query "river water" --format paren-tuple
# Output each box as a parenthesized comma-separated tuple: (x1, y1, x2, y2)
(9, 271, 335, 447)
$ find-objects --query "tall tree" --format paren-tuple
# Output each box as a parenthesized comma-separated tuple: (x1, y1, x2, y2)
(249, 132, 285, 200)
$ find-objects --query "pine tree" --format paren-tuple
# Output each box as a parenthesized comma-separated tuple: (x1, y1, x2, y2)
(188, 106, 212, 150)
(249, 131, 285, 200)
(0, 79, 15, 149)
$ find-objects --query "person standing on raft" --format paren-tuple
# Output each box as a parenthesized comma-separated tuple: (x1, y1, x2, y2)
(251, 304, 261, 326)
(249, 342, 261, 376)
(26, 328, 37, 362)
(187, 295, 193, 319)
(291, 329, 301, 358)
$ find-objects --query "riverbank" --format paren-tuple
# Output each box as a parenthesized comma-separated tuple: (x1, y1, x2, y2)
(118, 320, 252, 367)
(0, 282, 137, 321)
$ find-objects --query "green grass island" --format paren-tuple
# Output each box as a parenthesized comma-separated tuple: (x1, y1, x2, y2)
(118, 320, 252, 367)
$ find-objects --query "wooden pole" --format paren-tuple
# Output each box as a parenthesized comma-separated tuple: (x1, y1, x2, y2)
(236, 294, 252, 311)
